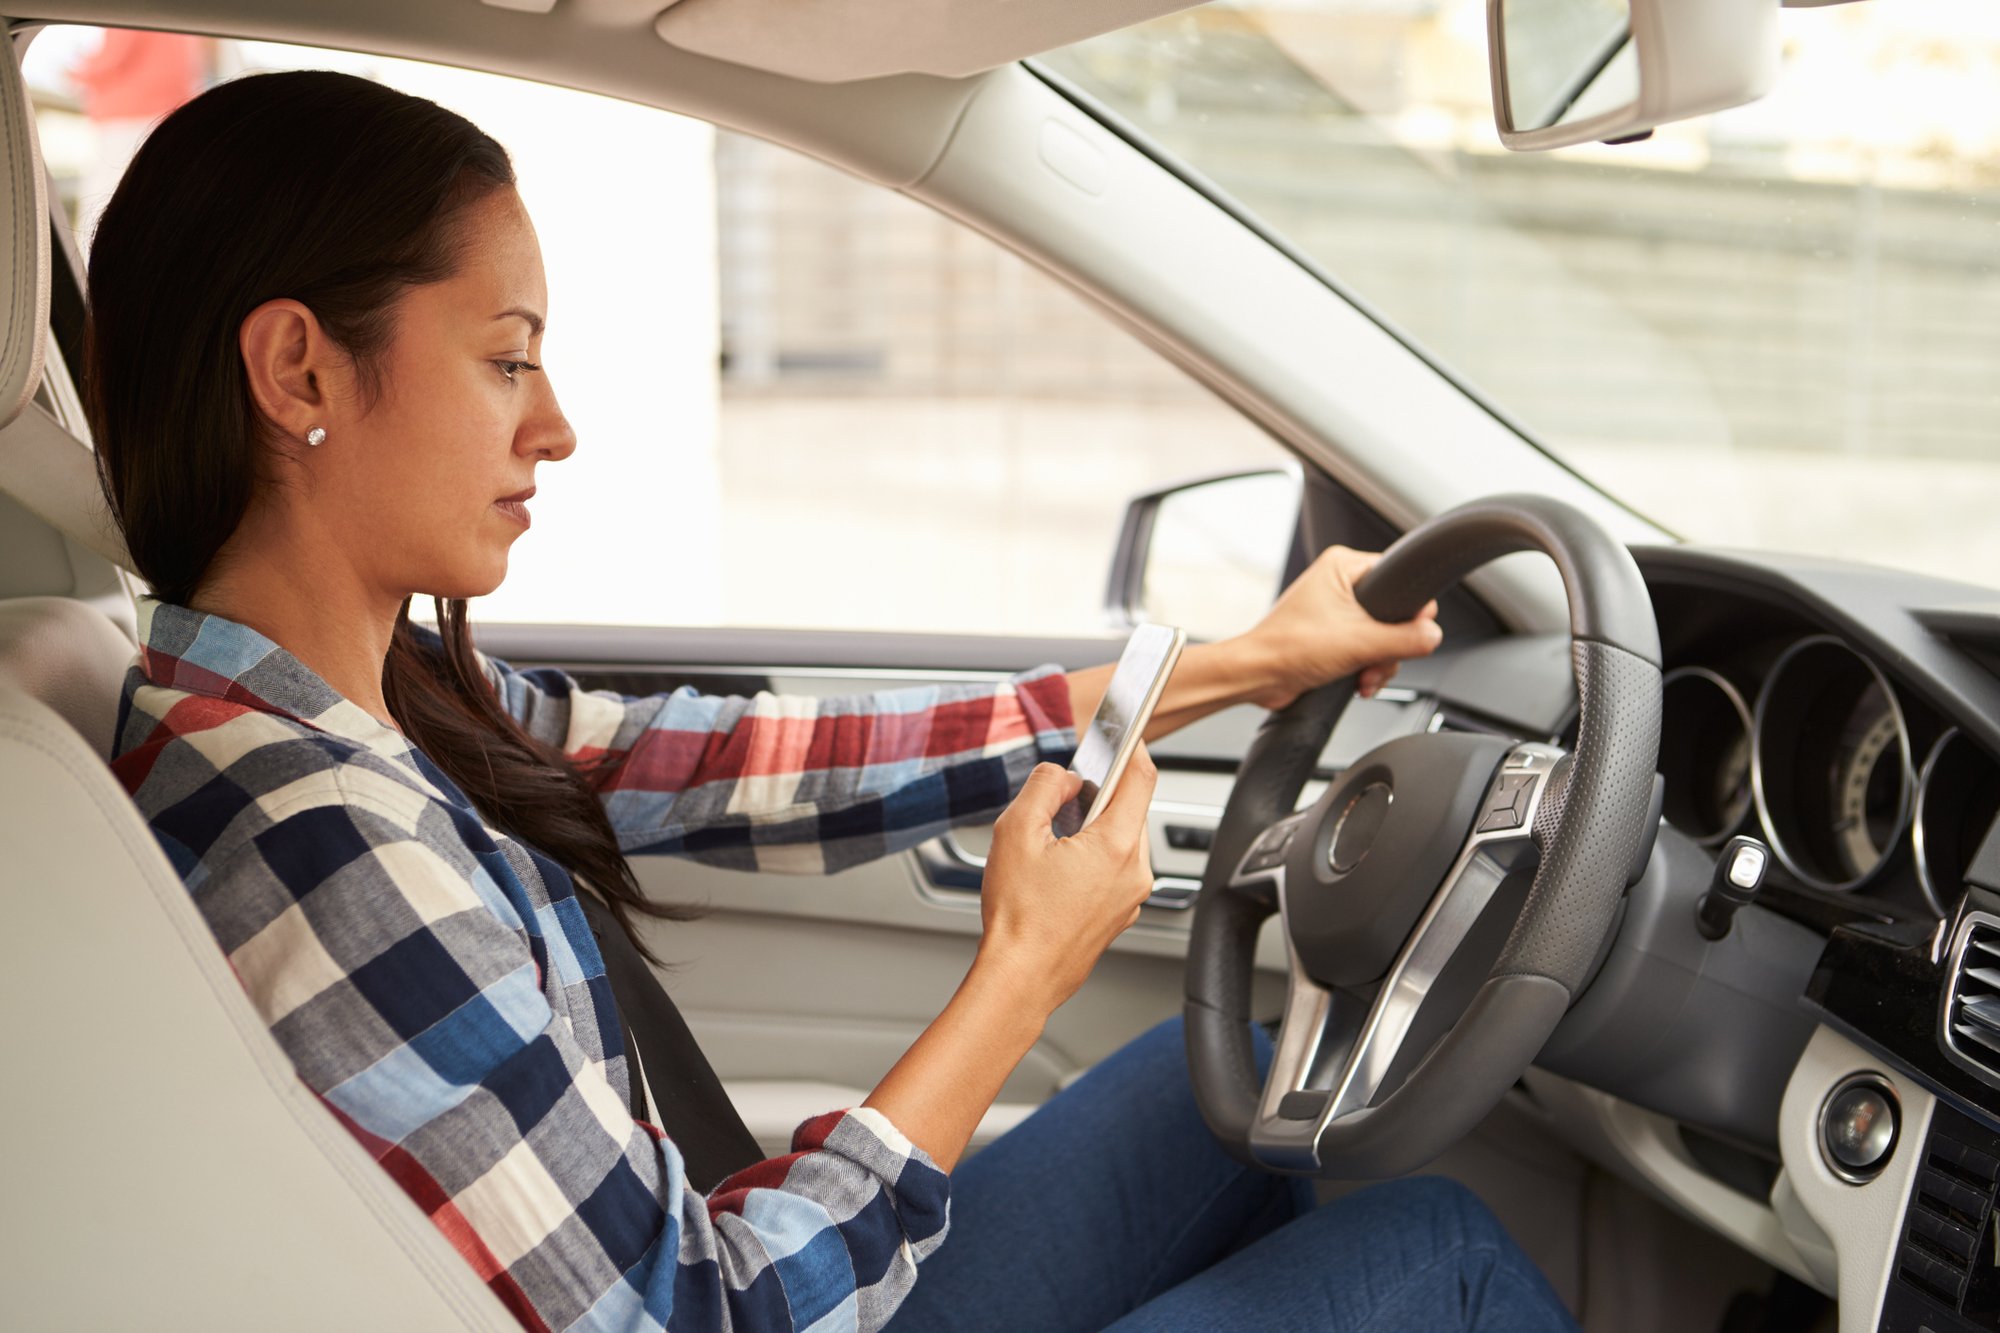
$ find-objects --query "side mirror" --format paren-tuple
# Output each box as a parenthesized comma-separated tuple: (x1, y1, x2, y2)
(1106, 469, 1302, 642)
(1488, 0, 1780, 152)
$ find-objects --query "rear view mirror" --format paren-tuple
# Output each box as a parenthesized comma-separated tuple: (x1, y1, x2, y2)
(1106, 469, 1301, 643)
(1488, 0, 1780, 151)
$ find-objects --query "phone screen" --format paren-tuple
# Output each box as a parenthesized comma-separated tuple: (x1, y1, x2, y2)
(1053, 624, 1184, 838)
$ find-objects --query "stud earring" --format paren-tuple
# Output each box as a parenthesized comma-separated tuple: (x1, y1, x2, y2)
(305, 426, 326, 447)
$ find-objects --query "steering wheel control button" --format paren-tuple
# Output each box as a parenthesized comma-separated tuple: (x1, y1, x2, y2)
(1238, 822, 1299, 876)
(1819, 1074, 1899, 1183)
(1256, 822, 1294, 852)
(1475, 772, 1537, 835)
(1327, 783, 1392, 874)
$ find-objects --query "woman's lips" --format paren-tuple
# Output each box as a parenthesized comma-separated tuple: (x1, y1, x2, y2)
(494, 485, 535, 529)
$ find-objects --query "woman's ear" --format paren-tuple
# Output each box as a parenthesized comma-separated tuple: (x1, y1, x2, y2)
(239, 299, 330, 442)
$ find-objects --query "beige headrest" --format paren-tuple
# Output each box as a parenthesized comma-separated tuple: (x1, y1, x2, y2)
(0, 596, 134, 758)
(0, 35, 48, 430)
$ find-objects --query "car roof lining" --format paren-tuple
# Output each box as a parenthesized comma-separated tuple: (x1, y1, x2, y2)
(18, 0, 1218, 164)
(647, 0, 1202, 84)
(17, 0, 1075, 187)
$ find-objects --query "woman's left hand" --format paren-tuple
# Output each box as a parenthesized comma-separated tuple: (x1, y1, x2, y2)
(1066, 545, 1446, 742)
(1241, 545, 1443, 711)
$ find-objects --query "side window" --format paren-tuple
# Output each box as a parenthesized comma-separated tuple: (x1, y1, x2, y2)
(27, 29, 1289, 638)
(707, 132, 1288, 638)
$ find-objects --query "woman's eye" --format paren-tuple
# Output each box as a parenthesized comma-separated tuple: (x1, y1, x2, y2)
(494, 358, 541, 383)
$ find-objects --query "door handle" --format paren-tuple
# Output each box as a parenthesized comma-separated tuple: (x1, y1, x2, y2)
(917, 834, 1201, 912)
(1145, 877, 1201, 910)
(913, 831, 987, 892)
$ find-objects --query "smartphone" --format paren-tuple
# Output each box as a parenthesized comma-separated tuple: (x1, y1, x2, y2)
(1052, 623, 1187, 839)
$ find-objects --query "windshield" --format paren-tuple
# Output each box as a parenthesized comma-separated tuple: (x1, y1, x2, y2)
(1042, 1, 2000, 584)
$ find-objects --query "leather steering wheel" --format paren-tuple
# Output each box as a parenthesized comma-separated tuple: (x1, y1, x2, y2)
(1184, 492, 1662, 1178)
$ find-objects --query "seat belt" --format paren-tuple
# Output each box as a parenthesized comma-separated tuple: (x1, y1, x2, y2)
(575, 889, 764, 1194)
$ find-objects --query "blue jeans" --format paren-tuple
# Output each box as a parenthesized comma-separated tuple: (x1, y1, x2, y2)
(887, 1017, 1577, 1333)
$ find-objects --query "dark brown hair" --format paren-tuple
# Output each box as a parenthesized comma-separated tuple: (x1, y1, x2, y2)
(87, 69, 682, 960)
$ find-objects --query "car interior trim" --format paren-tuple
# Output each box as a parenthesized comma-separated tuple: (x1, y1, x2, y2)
(1777, 1025, 1939, 1332)
(1915, 729, 1970, 919)
(0, 18, 46, 431)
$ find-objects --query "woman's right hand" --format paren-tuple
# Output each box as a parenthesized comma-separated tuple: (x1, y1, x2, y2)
(975, 752, 1160, 1015)
(861, 751, 1159, 1169)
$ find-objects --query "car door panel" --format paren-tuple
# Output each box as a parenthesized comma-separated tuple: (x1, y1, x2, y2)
(476, 627, 1296, 1146)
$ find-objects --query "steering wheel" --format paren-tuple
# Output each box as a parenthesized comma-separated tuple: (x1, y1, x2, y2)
(1185, 492, 1662, 1178)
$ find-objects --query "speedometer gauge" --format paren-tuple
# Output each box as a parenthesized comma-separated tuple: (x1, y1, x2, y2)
(1830, 692, 1903, 880)
(1752, 636, 1914, 892)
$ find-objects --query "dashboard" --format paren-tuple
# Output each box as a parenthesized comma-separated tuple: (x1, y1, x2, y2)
(1641, 556, 2000, 928)
(1447, 545, 2000, 1333)
(1162, 542, 2000, 1332)
(1347, 544, 2000, 935)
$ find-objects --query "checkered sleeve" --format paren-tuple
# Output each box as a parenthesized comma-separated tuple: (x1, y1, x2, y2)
(482, 657, 1077, 874)
(204, 772, 950, 1332)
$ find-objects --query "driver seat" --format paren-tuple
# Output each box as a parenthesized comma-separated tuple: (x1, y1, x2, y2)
(0, 36, 515, 1331)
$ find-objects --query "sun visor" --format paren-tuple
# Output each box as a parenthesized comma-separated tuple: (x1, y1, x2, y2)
(653, 0, 1204, 83)
(0, 33, 47, 432)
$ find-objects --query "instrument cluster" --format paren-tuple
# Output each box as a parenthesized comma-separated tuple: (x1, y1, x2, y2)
(1658, 632, 2000, 917)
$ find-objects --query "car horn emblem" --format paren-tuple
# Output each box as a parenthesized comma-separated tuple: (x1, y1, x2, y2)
(1327, 782, 1393, 875)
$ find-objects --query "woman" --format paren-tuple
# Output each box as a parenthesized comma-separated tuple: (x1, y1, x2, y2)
(94, 70, 1574, 1332)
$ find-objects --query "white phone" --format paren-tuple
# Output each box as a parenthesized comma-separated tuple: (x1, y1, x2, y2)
(1052, 623, 1187, 838)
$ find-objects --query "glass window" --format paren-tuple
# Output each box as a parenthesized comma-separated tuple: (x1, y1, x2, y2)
(1043, 2, 2000, 585)
(27, 28, 1288, 636)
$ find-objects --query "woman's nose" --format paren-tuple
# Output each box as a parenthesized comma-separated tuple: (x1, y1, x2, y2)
(521, 379, 578, 462)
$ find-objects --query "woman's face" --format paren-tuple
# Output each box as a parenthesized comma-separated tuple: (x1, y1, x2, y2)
(310, 186, 575, 602)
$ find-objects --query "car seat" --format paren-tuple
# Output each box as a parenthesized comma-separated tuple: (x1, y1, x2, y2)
(0, 30, 517, 1331)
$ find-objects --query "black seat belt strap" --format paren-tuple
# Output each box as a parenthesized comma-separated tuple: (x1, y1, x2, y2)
(575, 889, 765, 1194)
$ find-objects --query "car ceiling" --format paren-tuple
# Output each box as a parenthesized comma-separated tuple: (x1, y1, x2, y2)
(19, 0, 1209, 177)
(642, 0, 1205, 83)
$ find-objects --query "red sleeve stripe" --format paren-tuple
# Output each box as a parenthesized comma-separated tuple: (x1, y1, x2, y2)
(591, 690, 1038, 795)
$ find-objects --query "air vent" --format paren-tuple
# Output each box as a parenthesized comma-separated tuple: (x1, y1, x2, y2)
(1892, 1106, 2000, 1318)
(1943, 913, 2000, 1088)
(1896, 1136, 1994, 1307)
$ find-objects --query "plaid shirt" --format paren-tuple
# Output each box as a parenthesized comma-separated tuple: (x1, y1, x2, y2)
(110, 599, 1076, 1332)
